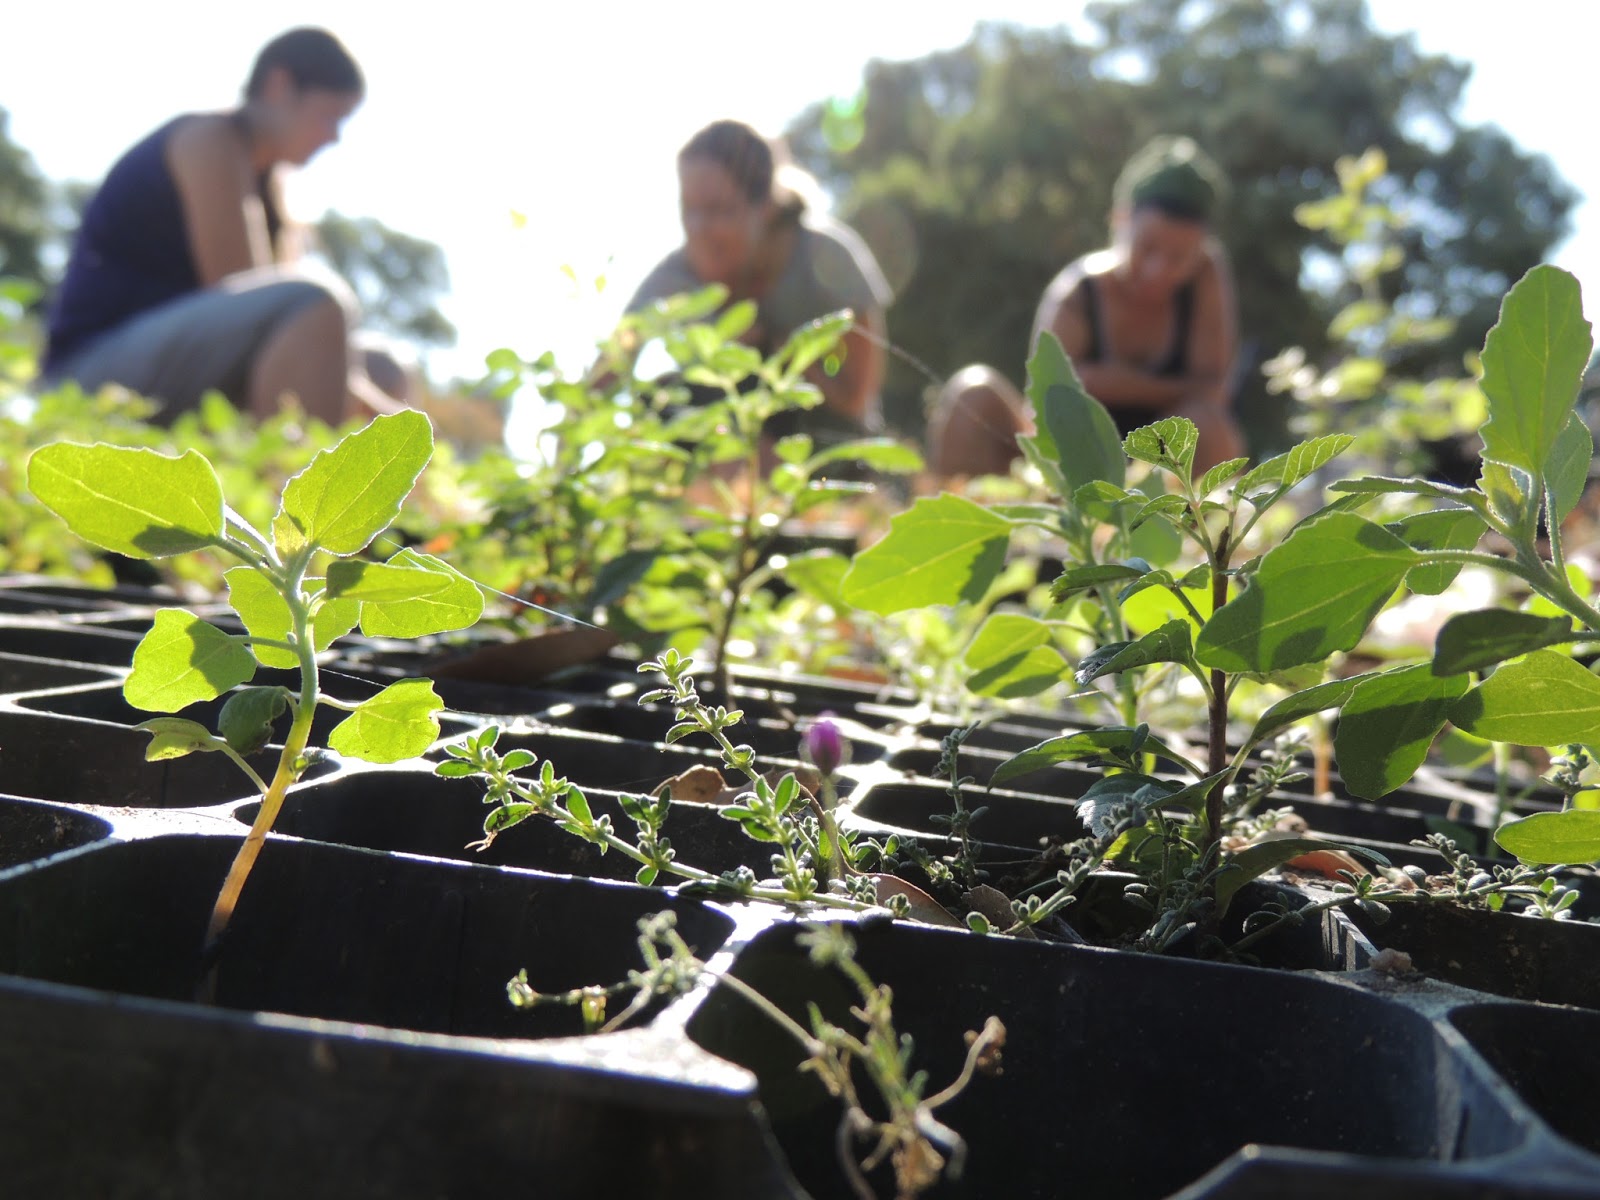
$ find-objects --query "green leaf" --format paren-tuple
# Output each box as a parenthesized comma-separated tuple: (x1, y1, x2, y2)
(273, 410, 433, 556)
(1334, 665, 1470, 799)
(1388, 509, 1485, 595)
(1196, 514, 1418, 672)
(124, 609, 258, 713)
(1123, 417, 1198, 479)
(217, 686, 292, 756)
(963, 614, 1069, 698)
(1495, 810, 1600, 865)
(1328, 476, 1478, 503)
(1217, 838, 1388, 916)
(566, 786, 594, 827)
(1242, 671, 1384, 751)
(1024, 334, 1125, 491)
(226, 566, 297, 669)
(1434, 610, 1575, 675)
(808, 438, 924, 474)
(778, 311, 853, 377)
(27, 444, 223, 558)
(1452, 650, 1600, 745)
(327, 679, 444, 763)
(990, 727, 1203, 788)
(1547, 412, 1593, 523)
(484, 803, 538, 837)
(1074, 620, 1192, 685)
(1238, 435, 1353, 500)
(1049, 562, 1146, 600)
(586, 549, 661, 611)
(325, 560, 454, 603)
(135, 717, 225, 761)
(1071, 480, 1135, 522)
(1479, 461, 1535, 531)
(313, 595, 362, 651)
(357, 549, 484, 638)
(1479, 265, 1592, 477)
(839, 494, 1011, 614)
(1197, 457, 1250, 495)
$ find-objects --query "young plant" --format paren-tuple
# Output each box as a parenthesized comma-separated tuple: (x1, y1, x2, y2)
(509, 913, 1006, 1200)
(26, 411, 480, 971)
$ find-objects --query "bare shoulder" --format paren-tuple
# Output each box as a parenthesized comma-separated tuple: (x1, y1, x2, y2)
(165, 114, 246, 175)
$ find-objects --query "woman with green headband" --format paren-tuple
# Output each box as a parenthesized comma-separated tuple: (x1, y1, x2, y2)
(928, 136, 1244, 477)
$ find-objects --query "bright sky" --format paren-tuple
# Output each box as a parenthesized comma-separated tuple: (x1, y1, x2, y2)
(7, 1, 1596, 390)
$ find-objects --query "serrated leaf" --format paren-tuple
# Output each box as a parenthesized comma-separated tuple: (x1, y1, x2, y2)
(1479, 265, 1592, 477)
(1130, 494, 1189, 527)
(274, 410, 433, 556)
(1328, 476, 1477, 502)
(1071, 480, 1135, 522)
(1197, 457, 1250, 495)
(124, 609, 257, 713)
(1196, 514, 1418, 672)
(1479, 460, 1535, 530)
(357, 549, 484, 638)
(1434, 611, 1575, 675)
(1334, 665, 1470, 799)
(328, 679, 443, 763)
(1452, 650, 1600, 745)
(839, 494, 1011, 614)
(1389, 509, 1485, 595)
(1123, 418, 1197, 478)
(1238, 434, 1354, 499)
(217, 686, 291, 756)
(135, 717, 224, 761)
(1242, 672, 1384, 751)
(28, 444, 223, 559)
(1494, 810, 1600, 865)
(1218, 838, 1389, 916)
(1547, 412, 1593, 523)
(963, 613, 1069, 698)
(325, 560, 454, 603)
(500, 750, 536, 772)
(226, 566, 297, 669)
(778, 311, 853, 377)
(566, 786, 594, 826)
(1025, 334, 1125, 492)
(1075, 620, 1193, 685)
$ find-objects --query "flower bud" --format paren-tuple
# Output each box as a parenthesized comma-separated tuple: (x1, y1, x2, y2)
(803, 713, 847, 777)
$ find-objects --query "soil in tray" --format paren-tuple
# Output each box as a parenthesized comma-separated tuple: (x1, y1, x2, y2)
(1450, 1003, 1600, 1157)
(687, 920, 1522, 1200)
(0, 795, 111, 870)
(0, 834, 735, 1039)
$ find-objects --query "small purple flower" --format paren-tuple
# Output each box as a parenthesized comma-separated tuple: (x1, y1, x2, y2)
(803, 712, 847, 778)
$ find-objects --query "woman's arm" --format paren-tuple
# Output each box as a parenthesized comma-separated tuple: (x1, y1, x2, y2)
(166, 116, 273, 285)
(1036, 250, 1234, 412)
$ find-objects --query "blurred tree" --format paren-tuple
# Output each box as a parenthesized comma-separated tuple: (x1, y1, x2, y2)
(786, 0, 1576, 450)
(310, 211, 456, 350)
(0, 107, 51, 288)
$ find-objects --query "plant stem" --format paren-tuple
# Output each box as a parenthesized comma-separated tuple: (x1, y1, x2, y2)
(1204, 532, 1232, 849)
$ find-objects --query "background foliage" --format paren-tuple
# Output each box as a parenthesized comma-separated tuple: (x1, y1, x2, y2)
(785, 0, 1576, 451)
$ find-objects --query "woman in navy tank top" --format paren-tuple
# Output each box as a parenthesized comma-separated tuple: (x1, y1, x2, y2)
(41, 27, 403, 424)
(928, 137, 1244, 479)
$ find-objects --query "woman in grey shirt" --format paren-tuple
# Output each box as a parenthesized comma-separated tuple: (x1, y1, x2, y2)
(626, 120, 891, 445)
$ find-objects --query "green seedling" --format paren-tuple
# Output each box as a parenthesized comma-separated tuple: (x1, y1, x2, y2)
(27, 410, 480, 976)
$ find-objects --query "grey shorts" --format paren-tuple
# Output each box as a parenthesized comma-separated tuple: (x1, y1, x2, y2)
(42, 268, 348, 421)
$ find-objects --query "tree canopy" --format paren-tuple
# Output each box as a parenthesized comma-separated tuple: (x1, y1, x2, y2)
(311, 211, 456, 351)
(785, 0, 1576, 448)
(0, 107, 51, 288)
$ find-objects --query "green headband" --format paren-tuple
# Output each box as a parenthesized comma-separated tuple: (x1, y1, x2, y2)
(1115, 137, 1224, 222)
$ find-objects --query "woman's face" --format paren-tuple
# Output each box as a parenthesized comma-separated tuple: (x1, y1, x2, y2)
(258, 68, 360, 166)
(1116, 207, 1210, 302)
(678, 156, 767, 287)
